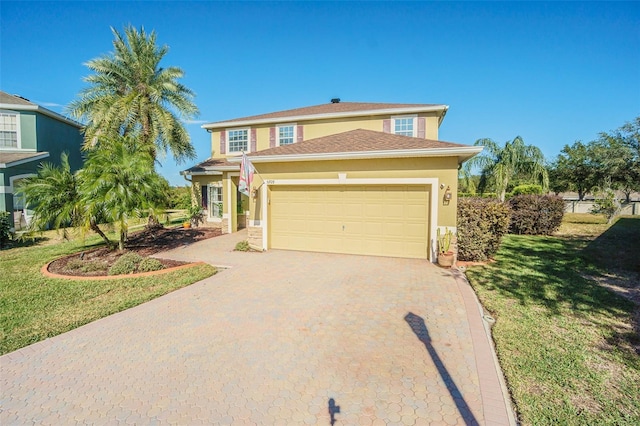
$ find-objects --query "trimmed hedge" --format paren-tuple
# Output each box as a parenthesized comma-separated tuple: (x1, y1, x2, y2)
(457, 198, 511, 262)
(509, 195, 565, 235)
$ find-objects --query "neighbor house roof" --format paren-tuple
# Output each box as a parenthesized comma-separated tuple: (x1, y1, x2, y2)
(0, 91, 82, 128)
(202, 101, 448, 129)
(0, 151, 50, 168)
(238, 129, 482, 164)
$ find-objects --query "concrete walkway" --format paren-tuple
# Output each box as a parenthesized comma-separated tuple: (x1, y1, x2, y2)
(1, 231, 513, 425)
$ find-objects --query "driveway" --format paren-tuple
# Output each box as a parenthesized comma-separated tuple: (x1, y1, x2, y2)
(1, 230, 512, 425)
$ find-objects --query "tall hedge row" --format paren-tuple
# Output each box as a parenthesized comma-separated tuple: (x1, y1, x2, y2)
(508, 195, 565, 235)
(457, 198, 511, 261)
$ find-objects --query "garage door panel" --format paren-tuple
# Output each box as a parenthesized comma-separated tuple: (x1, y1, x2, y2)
(270, 185, 430, 259)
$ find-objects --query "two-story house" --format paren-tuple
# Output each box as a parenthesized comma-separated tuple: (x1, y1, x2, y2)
(0, 91, 84, 228)
(182, 100, 481, 261)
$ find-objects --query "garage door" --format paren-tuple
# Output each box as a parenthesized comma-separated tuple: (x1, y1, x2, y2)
(269, 185, 430, 259)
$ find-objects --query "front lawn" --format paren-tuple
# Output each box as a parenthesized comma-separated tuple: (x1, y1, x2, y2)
(0, 232, 216, 355)
(465, 215, 640, 424)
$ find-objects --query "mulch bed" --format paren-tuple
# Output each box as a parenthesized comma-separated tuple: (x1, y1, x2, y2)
(47, 226, 222, 277)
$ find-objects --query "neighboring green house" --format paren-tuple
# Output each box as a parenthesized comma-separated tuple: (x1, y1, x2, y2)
(0, 91, 84, 229)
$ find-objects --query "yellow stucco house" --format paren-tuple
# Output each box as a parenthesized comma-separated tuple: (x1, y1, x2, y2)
(182, 100, 481, 261)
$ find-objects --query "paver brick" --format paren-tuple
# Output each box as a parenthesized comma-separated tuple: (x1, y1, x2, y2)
(1, 230, 513, 425)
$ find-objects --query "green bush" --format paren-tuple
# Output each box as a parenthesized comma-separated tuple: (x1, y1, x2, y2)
(138, 258, 164, 272)
(457, 198, 511, 261)
(509, 184, 543, 197)
(0, 211, 13, 249)
(234, 240, 250, 252)
(108, 252, 143, 275)
(509, 195, 565, 235)
(591, 189, 621, 224)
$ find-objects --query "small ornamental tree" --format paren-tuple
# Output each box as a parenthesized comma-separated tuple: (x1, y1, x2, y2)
(591, 188, 621, 224)
(457, 198, 511, 262)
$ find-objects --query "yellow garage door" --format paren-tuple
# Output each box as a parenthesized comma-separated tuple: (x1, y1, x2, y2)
(269, 185, 430, 259)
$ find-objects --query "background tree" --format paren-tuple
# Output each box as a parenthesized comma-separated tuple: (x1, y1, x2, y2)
(78, 135, 169, 250)
(463, 136, 549, 202)
(597, 117, 640, 201)
(68, 25, 199, 163)
(548, 141, 597, 200)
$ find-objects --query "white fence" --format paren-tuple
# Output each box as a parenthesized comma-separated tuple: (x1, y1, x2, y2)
(564, 200, 640, 215)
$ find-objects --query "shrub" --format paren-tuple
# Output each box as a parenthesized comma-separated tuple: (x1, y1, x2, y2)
(509, 184, 543, 197)
(234, 240, 250, 252)
(509, 195, 565, 235)
(138, 258, 164, 272)
(0, 211, 12, 249)
(457, 198, 511, 261)
(108, 252, 143, 275)
(591, 189, 621, 224)
(66, 259, 108, 273)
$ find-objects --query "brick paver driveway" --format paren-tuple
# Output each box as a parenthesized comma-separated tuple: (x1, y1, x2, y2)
(1, 231, 512, 425)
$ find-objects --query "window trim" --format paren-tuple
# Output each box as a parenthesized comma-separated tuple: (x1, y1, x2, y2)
(0, 110, 22, 150)
(276, 123, 297, 146)
(391, 114, 417, 137)
(226, 127, 250, 153)
(208, 184, 223, 219)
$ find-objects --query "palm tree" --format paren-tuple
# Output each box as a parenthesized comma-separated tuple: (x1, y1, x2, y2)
(17, 153, 80, 240)
(464, 136, 549, 202)
(68, 25, 199, 163)
(18, 153, 114, 246)
(79, 135, 169, 250)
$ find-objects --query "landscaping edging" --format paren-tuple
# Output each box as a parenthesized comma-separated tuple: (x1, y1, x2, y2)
(41, 260, 208, 281)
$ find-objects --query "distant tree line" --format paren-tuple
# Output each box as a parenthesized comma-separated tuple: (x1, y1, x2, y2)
(459, 117, 640, 203)
(548, 117, 640, 202)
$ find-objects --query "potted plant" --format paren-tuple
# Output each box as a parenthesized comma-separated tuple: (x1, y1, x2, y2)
(437, 227, 455, 267)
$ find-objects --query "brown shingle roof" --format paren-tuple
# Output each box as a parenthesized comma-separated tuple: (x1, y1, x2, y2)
(248, 129, 467, 157)
(207, 102, 445, 126)
(0, 91, 35, 106)
(0, 151, 49, 168)
(182, 158, 239, 173)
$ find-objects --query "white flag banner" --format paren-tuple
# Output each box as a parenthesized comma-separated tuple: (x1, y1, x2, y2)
(238, 153, 255, 197)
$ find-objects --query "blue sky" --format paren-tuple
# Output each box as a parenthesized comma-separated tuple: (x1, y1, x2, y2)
(2, 1, 639, 186)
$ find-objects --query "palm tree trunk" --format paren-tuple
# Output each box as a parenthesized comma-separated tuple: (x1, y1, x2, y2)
(119, 229, 126, 251)
(90, 219, 114, 249)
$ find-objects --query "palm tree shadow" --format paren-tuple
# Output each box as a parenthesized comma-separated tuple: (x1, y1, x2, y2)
(404, 312, 479, 425)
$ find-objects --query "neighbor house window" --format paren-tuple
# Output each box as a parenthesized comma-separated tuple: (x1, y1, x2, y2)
(228, 129, 249, 153)
(277, 124, 296, 146)
(393, 116, 416, 137)
(209, 186, 223, 218)
(0, 112, 19, 148)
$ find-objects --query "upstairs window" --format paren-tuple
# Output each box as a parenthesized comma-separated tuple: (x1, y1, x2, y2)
(393, 116, 416, 137)
(228, 129, 249, 153)
(277, 124, 295, 146)
(0, 112, 19, 148)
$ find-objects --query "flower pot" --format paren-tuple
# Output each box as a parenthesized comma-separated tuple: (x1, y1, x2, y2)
(437, 251, 455, 268)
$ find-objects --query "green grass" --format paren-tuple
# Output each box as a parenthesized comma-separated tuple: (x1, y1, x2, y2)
(465, 215, 640, 424)
(0, 233, 216, 355)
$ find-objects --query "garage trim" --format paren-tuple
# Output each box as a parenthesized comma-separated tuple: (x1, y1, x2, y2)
(256, 177, 439, 261)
